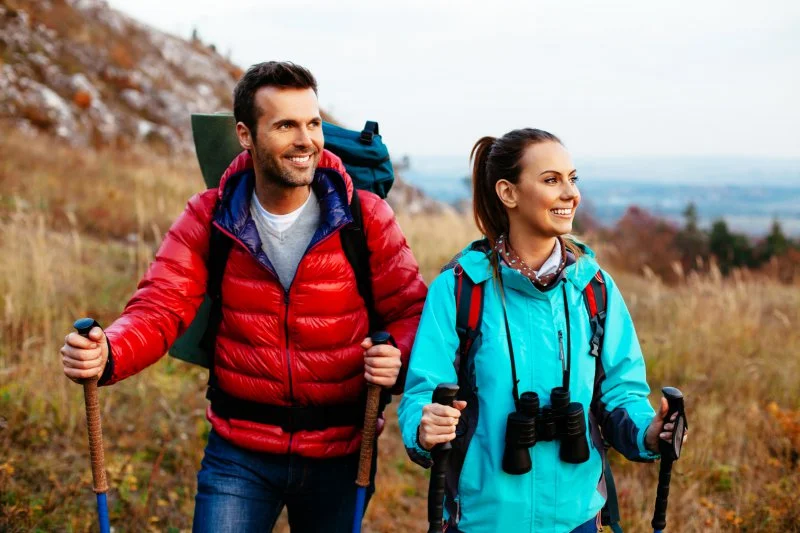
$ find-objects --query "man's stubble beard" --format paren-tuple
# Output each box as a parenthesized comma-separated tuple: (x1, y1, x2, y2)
(254, 143, 318, 188)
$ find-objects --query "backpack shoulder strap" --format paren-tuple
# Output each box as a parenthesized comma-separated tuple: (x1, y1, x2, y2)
(583, 271, 623, 532)
(201, 204, 234, 389)
(583, 270, 608, 358)
(453, 264, 484, 373)
(340, 190, 381, 332)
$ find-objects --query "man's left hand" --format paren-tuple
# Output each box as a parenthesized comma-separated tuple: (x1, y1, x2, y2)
(361, 336, 402, 388)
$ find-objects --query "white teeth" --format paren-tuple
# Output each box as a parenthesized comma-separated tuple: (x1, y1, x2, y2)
(289, 155, 311, 163)
(551, 208, 572, 215)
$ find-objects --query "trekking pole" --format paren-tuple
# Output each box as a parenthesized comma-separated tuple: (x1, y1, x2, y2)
(651, 387, 688, 533)
(73, 318, 111, 533)
(427, 383, 460, 533)
(352, 331, 394, 533)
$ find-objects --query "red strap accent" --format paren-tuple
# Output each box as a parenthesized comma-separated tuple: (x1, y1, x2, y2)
(455, 267, 464, 310)
(585, 282, 598, 318)
(467, 283, 481, 330)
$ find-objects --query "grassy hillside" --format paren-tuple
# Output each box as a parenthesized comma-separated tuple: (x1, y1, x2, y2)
(1, 132, 798, 532)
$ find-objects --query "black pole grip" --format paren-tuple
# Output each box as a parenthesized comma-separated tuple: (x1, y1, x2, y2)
(427, 383, 459, 533)
(651, 386, 686, 531)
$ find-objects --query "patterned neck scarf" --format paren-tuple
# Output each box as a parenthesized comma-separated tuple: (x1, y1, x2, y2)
(494, 234, 567, 289)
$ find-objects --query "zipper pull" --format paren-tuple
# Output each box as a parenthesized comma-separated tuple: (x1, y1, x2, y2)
(558, 330, 566, 372)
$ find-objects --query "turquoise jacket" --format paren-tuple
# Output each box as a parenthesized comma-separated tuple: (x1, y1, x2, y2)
(399, 241, 658, 533)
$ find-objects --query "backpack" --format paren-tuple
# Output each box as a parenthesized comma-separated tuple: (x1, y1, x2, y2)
(168, 114, 392, 369)
(443, 242, 623, 533)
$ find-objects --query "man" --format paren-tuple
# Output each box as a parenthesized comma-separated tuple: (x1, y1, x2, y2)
(60, 62, 427, 532)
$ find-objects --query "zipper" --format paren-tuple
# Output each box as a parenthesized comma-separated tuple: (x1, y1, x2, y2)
(284, 289, 294, 452)
(284, 290, 294, 403)
(558, 330, 566, 378)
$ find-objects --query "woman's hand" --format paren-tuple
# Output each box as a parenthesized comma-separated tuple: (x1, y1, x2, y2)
(418, 400, 468, 451)
(645, 397, 689, 453)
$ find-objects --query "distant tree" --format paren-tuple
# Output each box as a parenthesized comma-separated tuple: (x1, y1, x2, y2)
(763, 219, 790, 258)
(675, 201, 707, 271)
(611, 206, 682, 281)
(683, 202, 699, 233)
(709, 218, 756, 275)
(191, 27, 200, 42)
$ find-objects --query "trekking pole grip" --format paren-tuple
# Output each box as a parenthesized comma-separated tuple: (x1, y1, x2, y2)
(651, 387, 686, 532)
(428, 383, 459, 533)
(356, 331, 394, 487)
(74, 318, 109, 494)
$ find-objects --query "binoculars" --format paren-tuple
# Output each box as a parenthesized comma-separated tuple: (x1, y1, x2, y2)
(503, 387, 590, 475)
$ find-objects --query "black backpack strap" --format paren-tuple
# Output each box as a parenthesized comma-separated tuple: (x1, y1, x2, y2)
(442, 263, 485, 528)
(340, 190, 382, 332)
(340, 190, 393, 412)
(584, 270, 607, 358)
(201, 211, 234, 390)
(453, 265, 484, 374)
(584, 271, 622, 531)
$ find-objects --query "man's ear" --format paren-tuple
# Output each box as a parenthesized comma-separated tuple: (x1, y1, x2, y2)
(495, 179, 518, 209)
(236, 122, 253, 151)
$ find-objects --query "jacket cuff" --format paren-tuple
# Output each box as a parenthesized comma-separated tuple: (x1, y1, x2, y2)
(637, 423, 660, 461)
(97, 337, 114, 386)
(406, 425, 433, 468)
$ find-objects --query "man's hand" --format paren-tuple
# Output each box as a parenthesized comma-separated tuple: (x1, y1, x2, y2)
(361, 336, 402, 388)
(60, 326, 108, 383)
(645, 397, 689, 453)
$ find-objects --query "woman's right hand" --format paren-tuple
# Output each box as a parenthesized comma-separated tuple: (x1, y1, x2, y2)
(418, 400, 468, 451)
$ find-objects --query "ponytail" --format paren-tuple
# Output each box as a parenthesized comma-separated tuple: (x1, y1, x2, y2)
(471, 136, 507, 248)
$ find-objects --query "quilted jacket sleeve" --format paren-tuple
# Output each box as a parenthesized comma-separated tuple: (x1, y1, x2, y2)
(360, 191, 428, 394)
(100, 190, 216, 385)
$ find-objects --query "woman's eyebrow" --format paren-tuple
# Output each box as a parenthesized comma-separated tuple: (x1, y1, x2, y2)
(538, 169, 577, 176)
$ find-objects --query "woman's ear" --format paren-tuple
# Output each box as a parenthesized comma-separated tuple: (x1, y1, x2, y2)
(236, 122, 253, 151)
(495, 179, 518, 209)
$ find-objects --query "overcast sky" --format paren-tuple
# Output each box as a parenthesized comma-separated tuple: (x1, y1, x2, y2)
(107, 0, 799, 159)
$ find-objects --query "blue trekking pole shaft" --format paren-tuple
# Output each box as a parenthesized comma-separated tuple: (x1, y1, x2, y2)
(74, 318, 111, 533)
(651, 387, 687, 533)
(352, 331, 394, 533)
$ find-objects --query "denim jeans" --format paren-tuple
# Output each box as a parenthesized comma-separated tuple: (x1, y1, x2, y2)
(192, 430, 376, 533)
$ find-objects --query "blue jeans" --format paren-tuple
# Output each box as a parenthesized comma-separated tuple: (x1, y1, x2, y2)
(192, 430, 376, 532)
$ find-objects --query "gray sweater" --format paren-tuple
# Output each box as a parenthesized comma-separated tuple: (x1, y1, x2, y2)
(249, 190, 321, 290)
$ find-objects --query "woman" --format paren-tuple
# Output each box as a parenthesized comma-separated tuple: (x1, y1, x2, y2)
(399, 129, 684, 532)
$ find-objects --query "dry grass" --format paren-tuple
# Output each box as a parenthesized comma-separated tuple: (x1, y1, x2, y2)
(1, 131, 798, 532)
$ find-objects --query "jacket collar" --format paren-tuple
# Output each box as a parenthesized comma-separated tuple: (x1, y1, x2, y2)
(213, 167, 352, 275)
(458, 238, 600, 297)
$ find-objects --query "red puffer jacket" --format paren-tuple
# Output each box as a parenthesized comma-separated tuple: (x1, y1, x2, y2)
(101, 150, 427, 457)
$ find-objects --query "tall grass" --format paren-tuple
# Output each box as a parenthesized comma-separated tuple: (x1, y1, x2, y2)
(1, 132, 798, 532)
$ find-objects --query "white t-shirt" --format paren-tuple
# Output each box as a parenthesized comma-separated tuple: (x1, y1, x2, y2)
(250, 190, 314, 235)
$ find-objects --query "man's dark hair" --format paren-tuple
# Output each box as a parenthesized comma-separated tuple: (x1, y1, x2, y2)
(233, 61, 318, 135)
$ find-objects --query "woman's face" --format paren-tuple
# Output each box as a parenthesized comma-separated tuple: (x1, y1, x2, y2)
(496, 141, 581, 238)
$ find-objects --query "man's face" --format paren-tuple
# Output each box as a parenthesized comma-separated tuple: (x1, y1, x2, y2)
(238, 86, 324, 187)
